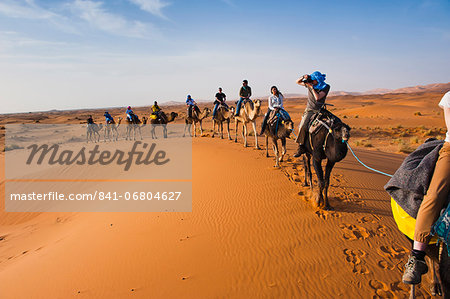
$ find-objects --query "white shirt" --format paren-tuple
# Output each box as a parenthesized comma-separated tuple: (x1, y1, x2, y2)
(268, 94, 284, 110)
(439, 91, 450, 142)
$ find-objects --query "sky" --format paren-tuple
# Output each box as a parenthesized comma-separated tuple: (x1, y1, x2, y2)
(0, 0, 449, 113)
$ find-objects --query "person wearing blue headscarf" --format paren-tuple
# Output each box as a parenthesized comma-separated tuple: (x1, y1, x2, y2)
(293, 71, 331, 157)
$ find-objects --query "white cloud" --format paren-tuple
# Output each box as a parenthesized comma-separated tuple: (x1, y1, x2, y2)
(69, 0, 157, 38)
(0, 0, 55, 19)
(127, 0, 170, 19)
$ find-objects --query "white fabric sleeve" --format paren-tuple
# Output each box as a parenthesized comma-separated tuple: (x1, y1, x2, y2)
(439, 91, 450, 108)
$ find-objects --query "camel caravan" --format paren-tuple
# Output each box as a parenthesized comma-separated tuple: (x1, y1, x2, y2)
(82, 74, 449, 295)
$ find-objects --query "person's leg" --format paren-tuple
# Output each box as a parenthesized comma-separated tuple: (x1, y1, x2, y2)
(293, 110, 315, 157)
(213, 103, 219, 118)
(403, 142, 450, 284)
(187, 106, 192, 118)
(235, 97, 244, 116)
(260, 108, 270, 135)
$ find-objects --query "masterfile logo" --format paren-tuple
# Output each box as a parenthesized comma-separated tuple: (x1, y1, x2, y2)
(5, 124, 192, 212)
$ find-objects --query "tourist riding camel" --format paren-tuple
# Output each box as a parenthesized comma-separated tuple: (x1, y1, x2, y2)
(293, 71, 331, 157)
(86, 115, 103, 143)
(235, 80, 252, 116)
(150, 111, 178, 139)
(212, 105, 235, 140)
(183, 107, 211, 137)
(103, 112, 122, 142)
(151, 101, 164, 122)
(212, 87, 228, 120)
(234, 98, 261, 148)
(260, 86, 291, 136)
(186, 95, 200, 118)
(261, 86, 294, 167)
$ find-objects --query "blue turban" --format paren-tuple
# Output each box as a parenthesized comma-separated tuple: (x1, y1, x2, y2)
(310, 71, 327, 90)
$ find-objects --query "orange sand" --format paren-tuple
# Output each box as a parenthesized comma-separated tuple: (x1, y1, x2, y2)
(0, 89, 448, 298)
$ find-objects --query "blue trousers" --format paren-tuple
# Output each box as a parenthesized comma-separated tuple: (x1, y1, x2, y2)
(235, 97, 246, 116)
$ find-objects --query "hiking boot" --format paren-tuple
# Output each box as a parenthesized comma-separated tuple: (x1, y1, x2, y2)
(293, 144, 305, 157)
(402, 255, 428, 285)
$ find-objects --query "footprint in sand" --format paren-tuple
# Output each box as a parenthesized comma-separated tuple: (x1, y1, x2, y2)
(315, 210, 341, 220)
(339, 223, 371, 240)
(375, 225, 388, 237)
(343, 249, 370, 274)
(377, 259, 396, 271)
(377, 245, 407, 260)
(369, 280, 396, 298)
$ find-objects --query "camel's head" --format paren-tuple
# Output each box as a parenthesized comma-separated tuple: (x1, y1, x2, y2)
(170, 112, 178, 119)
(282, 119, 294, 131)
(253, 99, 261, 108)
(203, 107, 211, 116)
(142, 116, 148, 124)
(333, 122, 351, 142)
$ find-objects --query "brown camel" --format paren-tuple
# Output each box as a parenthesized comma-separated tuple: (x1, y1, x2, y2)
(104, 117, 122, 142)
(125, 115, 147, 141)
(212, 106, 235, 140)
(234, 99, 261, 148)
(87, 123, 103, 143)
(263, 111, 294, 167)
(150, 112, 178, 139)
(183, 107, 211, 137)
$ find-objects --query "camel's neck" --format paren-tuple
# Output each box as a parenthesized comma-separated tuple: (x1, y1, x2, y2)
(199, 110, 209, 120)
(248, 105, 260, 120)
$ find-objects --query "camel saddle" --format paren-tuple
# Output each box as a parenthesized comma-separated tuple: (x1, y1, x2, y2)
(308, 109, 341, 135)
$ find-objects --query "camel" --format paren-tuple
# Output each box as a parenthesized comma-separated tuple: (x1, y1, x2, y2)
(125, 115, 147, 141)
(212, 106, 235, 140)
(301, 110, 351, 209)
(263, 111, 294, 167)
(86, 123, 103, 143)
(150, 112, 178, 139)
(183, 107, 211, 137)
(234, 99, 261, 148)
(104, 117, 122, 142)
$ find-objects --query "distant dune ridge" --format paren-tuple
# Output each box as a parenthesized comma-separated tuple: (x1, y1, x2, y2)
(284, 82, 450, 98)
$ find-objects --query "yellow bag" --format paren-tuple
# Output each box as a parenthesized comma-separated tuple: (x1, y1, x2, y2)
(391, 198, 437, 244)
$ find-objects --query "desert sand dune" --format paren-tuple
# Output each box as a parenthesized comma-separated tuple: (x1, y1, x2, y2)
(0, 90, 447, 298)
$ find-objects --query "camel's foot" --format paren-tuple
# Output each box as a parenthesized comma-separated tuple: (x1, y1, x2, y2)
(183, 134, 185, 137)
(278, 157, 284, 162)
(266, 153, 269, 158)
(430, 282, 442, 296)
(255, 146, 260, 150)
(220, 135, 223, 139)
(234, 139, 237, 143)
(228, 137, 232, 140)
(212, 134, 215, 138)
(302, 182, 309, 187)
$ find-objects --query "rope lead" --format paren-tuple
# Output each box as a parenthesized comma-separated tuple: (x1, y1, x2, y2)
(345, 141, 393, 178)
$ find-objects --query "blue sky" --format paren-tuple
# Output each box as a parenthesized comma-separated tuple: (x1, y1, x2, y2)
(0, 0, 449, 113)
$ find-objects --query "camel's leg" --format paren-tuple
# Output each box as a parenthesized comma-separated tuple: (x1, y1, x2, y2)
(226, 120, 231, 140)
(138, 127, 143, 140)
(273, 139, 279, 167)
(323, 159, 335, 210)
(242, 123, 247, 147)
(212, 119, 216, 138)
(312, 158, 325, 208)
(279, 137, 286, 162)
(199, 120, 203, 136)
(163, 125, 168, 138)
(302, 154, 312, 188)
(220, 122, 224, 139)
(234, 120, 239, 143)
(251, 121, 259, 149)
(265, 135, 269, 157)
